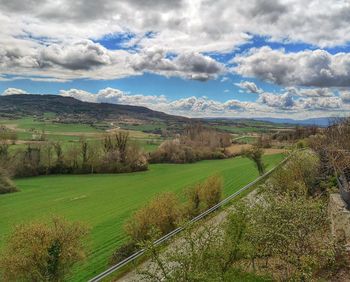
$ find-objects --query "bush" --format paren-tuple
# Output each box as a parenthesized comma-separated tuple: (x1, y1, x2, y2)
(150, 140, 229, 164)
(267, 149, 320, 197)
(0, 169, 18, 194)
(200, 175, 223, 209)
(185, 175, 223, 217)
(125, 192, 182, 242)
(240, 195, 335, 281)
(0, 217, 89, 281)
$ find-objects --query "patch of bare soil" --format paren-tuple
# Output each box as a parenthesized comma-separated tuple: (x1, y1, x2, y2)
(263, 148, 288, 155)
(3, 124, 25, 132)
(226, 144, 251, 155)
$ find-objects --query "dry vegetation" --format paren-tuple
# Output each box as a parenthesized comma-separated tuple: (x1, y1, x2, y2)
(137, 150, 348, 282)
(110, 175, 223, 265)
(0, 168, 18, 194)
(150, 124, 232, 163)
(0, 217, 89, 281)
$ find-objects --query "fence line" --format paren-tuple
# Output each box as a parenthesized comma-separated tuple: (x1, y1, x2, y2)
(88, 155, 290, 282)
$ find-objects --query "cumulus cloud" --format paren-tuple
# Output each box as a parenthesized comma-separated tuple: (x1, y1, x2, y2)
(131, 49, 226, 81)
(39, 40, 112, 70)
(60, 88, 167, 108)
(340, 90, 350, 103)
(259, 90, 341, 111)
(2, 88, 28, 95)
(297, 96, 342, 110)
(59, 88, 256, 117)
(235, 81, 262, 94)
(284, 87, 335, 98)
(0, 39, 225, 81)
(234, 47, 350, 87)
(259, 92, 295, 109)
(1, 0, 350, 82)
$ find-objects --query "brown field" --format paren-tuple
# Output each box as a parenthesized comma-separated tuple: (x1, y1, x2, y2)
(227, 144, 288, 156)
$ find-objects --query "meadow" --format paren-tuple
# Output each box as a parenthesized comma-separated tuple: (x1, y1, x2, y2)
(0, 117, 162, 152)
(0, 153, 283, 281)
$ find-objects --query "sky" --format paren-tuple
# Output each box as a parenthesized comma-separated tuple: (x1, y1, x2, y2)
(1, 0, 350, 119)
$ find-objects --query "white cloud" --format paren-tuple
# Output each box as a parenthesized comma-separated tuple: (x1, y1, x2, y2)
(2, 88, 28, 95)
(340, 89, 350, 103)
(60, 88, 168, 109)
(131, 48, 226, 81)
(235, 81, 262, 94)
(258, 90, 342, 111)
(0, 40, 225, 81)
(1, 0, 350, 81)
(287, 87, 334, 97)
(221, 77, 229, 82)
(59, 88, 256, 117)
(234, 47, 350, 87)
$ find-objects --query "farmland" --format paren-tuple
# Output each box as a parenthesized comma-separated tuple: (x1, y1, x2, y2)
(0, 153, 284, 281)
(0, 117, 163, 151)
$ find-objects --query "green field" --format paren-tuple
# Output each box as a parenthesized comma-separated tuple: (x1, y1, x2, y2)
(0, 117, 102, 133)
(0, 153, 284, 281)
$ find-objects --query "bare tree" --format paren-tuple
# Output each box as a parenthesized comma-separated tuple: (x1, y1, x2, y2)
(115, 131, 129, 163)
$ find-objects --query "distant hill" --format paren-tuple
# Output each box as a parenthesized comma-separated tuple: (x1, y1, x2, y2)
(253, 117, 333, 127)
(0, 94, 189, 124)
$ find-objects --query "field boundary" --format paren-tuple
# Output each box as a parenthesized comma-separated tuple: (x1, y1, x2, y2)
(88, 154, 290, 282)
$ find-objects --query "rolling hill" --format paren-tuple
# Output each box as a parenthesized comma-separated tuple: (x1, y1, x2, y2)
(0, 94, 188, 124)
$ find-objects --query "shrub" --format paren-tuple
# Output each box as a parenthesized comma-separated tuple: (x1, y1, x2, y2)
(200, 175, 223, 209)
(125, 192, 182, 242)
(185, 183, 202, 217)
(0, 169, 18, 194)
(0, 217, 89, 281)
(267, 149, 320, 197)
(241, 195, 335, 281)
(185, 175, 223, 217)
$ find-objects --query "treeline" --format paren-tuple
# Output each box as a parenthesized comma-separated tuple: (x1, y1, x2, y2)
(150, 124, 232, 163)
(272, 125, 318, 142)
(0, 131, 147, 178)
(137, 151, 346, 281)
(110, 175, 223, 264)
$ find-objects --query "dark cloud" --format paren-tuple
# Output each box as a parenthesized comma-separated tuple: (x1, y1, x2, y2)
(39, 40, 111, 70)
(131, 49, 225, 81)
(244, 0, 288, 23)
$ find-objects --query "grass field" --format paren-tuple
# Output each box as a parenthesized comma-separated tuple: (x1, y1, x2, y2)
(1, 117, 163, 153)
(0, 154, 283, 281)
(0, 117, 102, 133)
